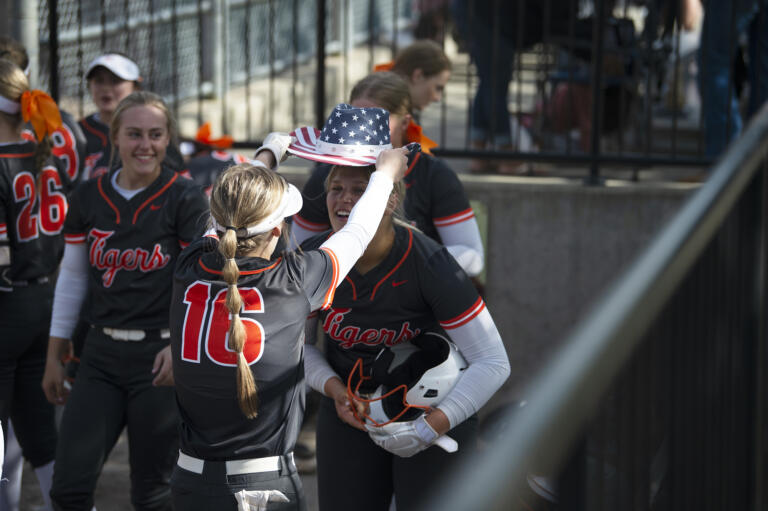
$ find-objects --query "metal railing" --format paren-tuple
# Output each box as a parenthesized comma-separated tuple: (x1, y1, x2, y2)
(424, 103, 768, 511)
(34, 0, 758, 179)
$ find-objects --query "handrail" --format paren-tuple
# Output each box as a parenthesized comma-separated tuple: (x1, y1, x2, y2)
(425, 102, 768, 511)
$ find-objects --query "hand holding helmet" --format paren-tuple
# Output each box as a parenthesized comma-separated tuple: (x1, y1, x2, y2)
(349, 332, 468, 456)
(367, 415, 437, 457)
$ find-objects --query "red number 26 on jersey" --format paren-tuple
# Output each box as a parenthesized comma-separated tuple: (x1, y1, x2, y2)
(181, 281, 265, 366)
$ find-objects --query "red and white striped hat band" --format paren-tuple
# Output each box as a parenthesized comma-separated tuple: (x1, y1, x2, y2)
(287, 103, 393, 166)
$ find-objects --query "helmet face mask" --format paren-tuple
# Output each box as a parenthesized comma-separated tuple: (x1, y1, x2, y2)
(346, 332, 468, 427)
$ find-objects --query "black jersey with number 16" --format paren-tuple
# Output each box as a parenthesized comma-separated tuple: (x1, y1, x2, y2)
(170, 236, 340, 460)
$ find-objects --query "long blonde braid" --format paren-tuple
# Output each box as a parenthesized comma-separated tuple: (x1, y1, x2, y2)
(210, 163, 286, 418)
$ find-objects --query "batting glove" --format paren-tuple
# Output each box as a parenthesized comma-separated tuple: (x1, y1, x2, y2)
(234, 489, 289, 511)
(366, 415, 439, 458)
(254, 132, 294, 169)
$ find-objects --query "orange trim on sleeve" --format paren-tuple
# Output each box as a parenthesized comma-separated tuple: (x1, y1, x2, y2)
(433, 208, 475, 227)
(64, 233, 87, 244)
(318, 247, 340, 310)
(440, 297, 485, 329)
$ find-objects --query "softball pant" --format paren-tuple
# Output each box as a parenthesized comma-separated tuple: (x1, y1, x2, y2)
(50, 327, 178, 511)
(0, 283, 57, 468)
(315, 396, 479, 511)
(171, 452, 305, 511)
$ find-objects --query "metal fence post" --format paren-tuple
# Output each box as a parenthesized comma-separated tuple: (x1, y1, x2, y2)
(316, 0, 326, 129)
(213, 0, 229, 132)
(14, 0, 39, 86)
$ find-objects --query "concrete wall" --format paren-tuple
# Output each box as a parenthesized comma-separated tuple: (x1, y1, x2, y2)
(281, 169, 698, 413)
(464, 175, 697, 412)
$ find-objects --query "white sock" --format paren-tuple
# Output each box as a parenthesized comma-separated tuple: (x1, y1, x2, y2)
(33, 461, 54, 511)
(0, 425, 22, 511)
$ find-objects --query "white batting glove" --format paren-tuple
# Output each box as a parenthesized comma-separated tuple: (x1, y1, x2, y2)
(254, 132, 294, 169)
(366, 415, 439, 458)
(234, 489, 289, 511)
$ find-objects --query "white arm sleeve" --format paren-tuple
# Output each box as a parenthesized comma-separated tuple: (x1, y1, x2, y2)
(305, 344, 339, 394)
(304, 315, 341, 394)
(49, 243, 89, 339)
(319, 171, 393, 284)
(438, 307, 510, 428)
(437, 217, 485, 277)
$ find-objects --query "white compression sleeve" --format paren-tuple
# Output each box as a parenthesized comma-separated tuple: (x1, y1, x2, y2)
(303, 315, 340, 393)
(319, 171, 393, 284)
(438, 307, 510, 428)
(437, 217, 485, 277)
(304, 343, 339, 394)
(49, 243, 88, 339)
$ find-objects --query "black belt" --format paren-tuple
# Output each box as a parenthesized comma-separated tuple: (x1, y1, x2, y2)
(4, 275, 51, 287)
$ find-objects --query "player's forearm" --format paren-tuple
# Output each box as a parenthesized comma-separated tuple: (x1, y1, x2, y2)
(49, 243, 88, 339)
(304, 343, 340, 394)
(46, 336, 71, 364)
(445, 244, 484, 277)
(439, 308, 510, 428)
(436, 218, 484, 276)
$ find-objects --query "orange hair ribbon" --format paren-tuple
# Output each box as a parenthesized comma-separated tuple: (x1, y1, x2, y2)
(20, 90, 63, 142)
(195, 122, 234, 149)
(406, 119, 437, 155)
(373, 61, 395, 72)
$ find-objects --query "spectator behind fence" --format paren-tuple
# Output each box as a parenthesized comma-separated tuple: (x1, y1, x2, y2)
(42, 91, 209, 511)
(387, 40, 452, 118)
(698, 0, 768, 157)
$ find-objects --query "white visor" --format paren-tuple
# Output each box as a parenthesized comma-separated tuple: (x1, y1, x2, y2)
(212, 183, 303, 237)
(0, 95, 20, 115)
(86, 54, 141, 82)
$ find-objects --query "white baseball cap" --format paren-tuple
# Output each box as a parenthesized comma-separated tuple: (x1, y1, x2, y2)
(85, 54, 141, 82)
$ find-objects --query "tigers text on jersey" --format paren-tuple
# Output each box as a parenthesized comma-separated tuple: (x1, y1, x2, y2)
(301, 224, 483, 392)
(170, 237, 339, 460)
(184, 150, 250, 195)
(63, 166, 208, 328)
(294, 150, 473, 242)
(0, 141, 76, 285)
(79, 113, 185, 179)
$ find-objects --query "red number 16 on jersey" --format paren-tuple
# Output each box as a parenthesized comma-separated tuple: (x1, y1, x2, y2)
(181, 281, 265, 366)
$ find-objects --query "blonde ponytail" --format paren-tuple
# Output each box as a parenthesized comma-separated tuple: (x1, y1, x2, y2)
(218, 227, 260, 419)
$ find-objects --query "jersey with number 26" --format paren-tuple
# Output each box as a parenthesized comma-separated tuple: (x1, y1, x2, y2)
(0, 141, 75, 283)
(170, 236, 340, 460)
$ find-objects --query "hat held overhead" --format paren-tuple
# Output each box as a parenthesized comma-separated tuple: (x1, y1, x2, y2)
(287, 103, 393, 166)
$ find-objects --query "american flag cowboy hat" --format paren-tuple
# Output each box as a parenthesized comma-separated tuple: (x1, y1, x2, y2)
(287, 103, 393, 166)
